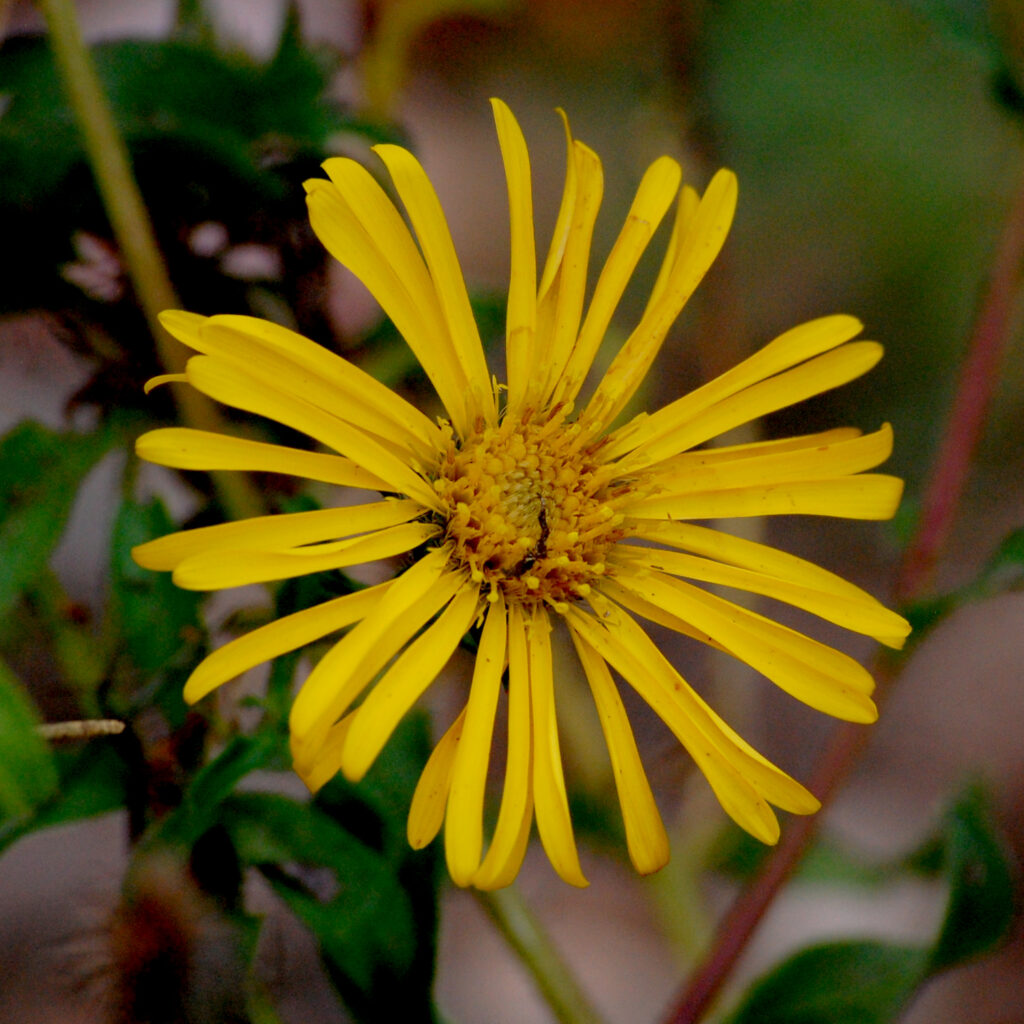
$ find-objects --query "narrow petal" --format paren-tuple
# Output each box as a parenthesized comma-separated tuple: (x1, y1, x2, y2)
(341, 582, 480, 781)
(565, 605, 783, 842)
(605, 314, 865, 462)
(290, 552, 459, 767)
(644, 424, 894, 494)
(473, 602, 535, 890)
(569, 629, 669, 875)
(627, 474, 905, 521)
(623, 518, 910, 647)
(171, 522, 440, 591)
(136, 427, 391, 491)
(184, 353, 440, 508)
(305, 179, 472, 433)
(408, 708, 467, 849)
(607, 568, 879, 722)
(557, 155, 682, 406)
(295, 709, 357, 793)
(195, 314, 443, 455)
(581, 169, 737, 434)
(527, 608, 588, 888)
(372, 144, 496, 426)
(446, 597, 508, 887)
(133, 499, 423, 572)
(612, 541, 908, 645)
(492, 98, 538, 415)
(643, 185, 699, 315)
(183, 580, 392, 704)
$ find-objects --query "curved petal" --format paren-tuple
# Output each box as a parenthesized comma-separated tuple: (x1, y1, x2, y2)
(408, 707, 467, 849)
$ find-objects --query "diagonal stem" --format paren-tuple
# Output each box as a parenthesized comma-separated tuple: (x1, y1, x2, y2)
(660, 162, 1024, 1024)
(37, 0, 262, 521)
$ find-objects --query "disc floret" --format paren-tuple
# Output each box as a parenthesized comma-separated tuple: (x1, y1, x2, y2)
(432, 412, 625, 610)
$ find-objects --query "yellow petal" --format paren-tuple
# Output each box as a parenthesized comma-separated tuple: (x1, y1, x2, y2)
(183, 580, 391, 703)
(558, 155, 682, 406)
(295, 710, 356, 794)
(612, 540, 909, 645)
(304, 179, 472, 434)
(171, 521, 439, 591)
(607, 568, 879, 723)
(143, 372, 188, 394)
(491, 98, 538, 416)
(446, 597, 508, 887)
(408, 708, 467, 849)
(371, 144, 496, 427)
(136, 427, 391, 491)
(184, 353, 439, 508)
(645, 424, 894, 494)
(569, 629, 669, 875)
(341, 581, 479, 781)
(290, 553, 460, 767)
(628, 474, 905, 521)
(605, 314, 865, 462)
(473, 601, 535, 890)
(527, 607, 588, 888)
(133, 498, 423, 572)
(581, 168, 737, 433)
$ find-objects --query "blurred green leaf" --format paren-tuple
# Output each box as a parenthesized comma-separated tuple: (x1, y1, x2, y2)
(727, 941, 929, 1024)
(0, 659, 59, 820)
(725, 782, 1016, 1023)
(109, 496, 204, 676)
(929, 782, 1016, 971)
(0, 420, 114, 618)
(221, 792, 419, 1009)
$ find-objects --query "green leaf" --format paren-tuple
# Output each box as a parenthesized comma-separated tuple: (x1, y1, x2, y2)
(220, 791, 422, 1020)
(726, 941, 929, 1024)
(0, 659, 58, 820)
(0, 421, 114, 617)
(109, 496, 204, 676)
(928, 782, 1016, 971)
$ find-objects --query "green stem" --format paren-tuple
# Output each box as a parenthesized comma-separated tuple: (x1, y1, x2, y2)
(475, 887, 607, 1024)
(38, 0, 262, 522)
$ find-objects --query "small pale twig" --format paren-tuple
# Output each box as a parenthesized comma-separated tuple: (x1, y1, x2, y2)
(37, 719, 126, 741)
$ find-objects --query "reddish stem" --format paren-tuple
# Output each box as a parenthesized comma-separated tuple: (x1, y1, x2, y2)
(661, 166, 1024, 1024)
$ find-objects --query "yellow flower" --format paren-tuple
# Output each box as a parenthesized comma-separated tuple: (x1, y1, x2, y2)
(134, 99, 910, 889)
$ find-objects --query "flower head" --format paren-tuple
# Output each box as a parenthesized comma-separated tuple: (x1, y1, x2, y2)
(134, 99, 910, 889)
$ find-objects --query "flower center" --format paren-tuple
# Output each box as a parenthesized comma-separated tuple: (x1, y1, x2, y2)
(432, 414, 625, 610)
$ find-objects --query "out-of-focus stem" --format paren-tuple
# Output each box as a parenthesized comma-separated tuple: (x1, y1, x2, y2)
(660, 156, 1024, 1024)
(475, 887, 607, 1024)
(38, 0, 262, 521)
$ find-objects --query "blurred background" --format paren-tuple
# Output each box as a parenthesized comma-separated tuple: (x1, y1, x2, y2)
(1, 1, 1023, 1022)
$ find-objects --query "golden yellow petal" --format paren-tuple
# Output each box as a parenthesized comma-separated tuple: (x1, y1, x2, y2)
(341, 582, 479, 782)
(473, 601, 536, 890)
(605, 314, 865, 462)
(183, 580, 391, 704)
(136, 427, 391, 491)
(446, 597, 508, 887)
(628, 474, 905, 521)
(295, 711, 356, 794)
(133, 498, 422, 572)
(408, 708, 466, 850)
(372, 144, 496, 426)
(557, 155, 682, 406)
(527, 607, 588, 888)
(569, 630, 669, 875)
(491, 98, 539, 416)
(184, 353, 439, 508)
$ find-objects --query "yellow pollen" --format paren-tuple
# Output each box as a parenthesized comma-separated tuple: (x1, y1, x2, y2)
(432, 416, 626, 609)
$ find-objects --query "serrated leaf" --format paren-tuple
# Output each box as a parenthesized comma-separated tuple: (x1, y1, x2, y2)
(0, 421, 114, 617)
(0, 659, 58, 820)
(928, 782, 1016, 971)
(726, 941, 929, 1024)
